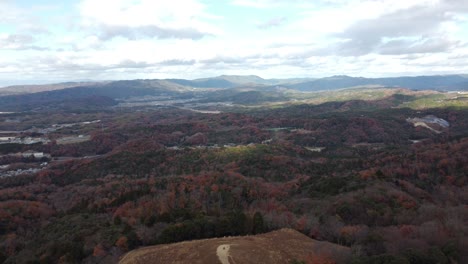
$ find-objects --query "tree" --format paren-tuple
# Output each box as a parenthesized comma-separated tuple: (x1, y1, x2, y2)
(253, 212, 265, 234)
(92, 244, 107, 257)
(115, 236, 128, 251)
(114, 216, 122, 225)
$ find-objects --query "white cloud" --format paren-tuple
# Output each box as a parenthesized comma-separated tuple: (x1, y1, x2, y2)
(0, 1, 25, 23)
(78, 0, 220, 40)
(0, 34, 49, 50)
(1, 0, 468, 85)
(256, 16, 287, 29)
(79, 0, 202, 26)
(292, 0, 442, 35)
(231, 0, 286, 8)
(231, 0, 315, 8)
(329, 0, 468, 56)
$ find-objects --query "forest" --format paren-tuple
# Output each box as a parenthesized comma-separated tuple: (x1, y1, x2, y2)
(0, 94, 467, 263)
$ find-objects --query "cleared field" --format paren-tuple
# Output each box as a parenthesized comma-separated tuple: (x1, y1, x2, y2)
(119, 229, 350, 264)
(56, 135, 91, 145)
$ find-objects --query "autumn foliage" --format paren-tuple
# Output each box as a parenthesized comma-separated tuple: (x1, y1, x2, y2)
(0, 105, 467, 263)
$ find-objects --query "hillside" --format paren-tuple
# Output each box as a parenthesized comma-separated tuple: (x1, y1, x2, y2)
(0, 79, 191, 111)
(119, 228, 351, 264)
(1, 75, 466, 103)
(0, 80, 467, 264)
(1, 76, 467, 112)
(0, 82, 103, 96)
(1, 101, 466, 263)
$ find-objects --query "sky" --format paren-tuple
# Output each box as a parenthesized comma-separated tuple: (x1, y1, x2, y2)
(0, 0, 468, 86)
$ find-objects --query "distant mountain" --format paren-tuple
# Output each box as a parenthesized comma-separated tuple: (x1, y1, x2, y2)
(201, 75, 266, 84)
(268, 77, 318, 85)
(168, 75, 317, 88)
(0, 82, 104, 96)
(166, 78, 236, 88)
(170, 75, 270, 88)
(193, 75, 317, 86)
(2, 75, 466, 96)
(0, 79, 191, 111)
(288, 75, 468, 91)
(1, 75, 466, 112)
(170, 74, 468, 91)
(164, 75, 270, 89)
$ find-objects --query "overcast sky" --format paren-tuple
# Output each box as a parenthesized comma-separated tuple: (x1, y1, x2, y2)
(1, 0, 468, 86)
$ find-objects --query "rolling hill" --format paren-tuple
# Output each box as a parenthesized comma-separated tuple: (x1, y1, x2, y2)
(0, 80, 192, 111)
(287, 75, 468, 91)
(119, 229, 351, 264)
(1, 74, 467, 112)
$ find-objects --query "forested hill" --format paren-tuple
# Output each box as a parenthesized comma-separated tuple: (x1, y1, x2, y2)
(1, 101, 467, 263)
(1, 74, 467, 97)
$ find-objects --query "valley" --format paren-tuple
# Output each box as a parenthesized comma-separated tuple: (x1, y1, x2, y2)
(2, 0, 468, 263)
(0, 76, 466, 264)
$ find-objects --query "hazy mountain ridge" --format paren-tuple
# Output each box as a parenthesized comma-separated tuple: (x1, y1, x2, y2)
(0, 80, 192, 111)
(0, 74, 467, 112)
(0, 82, 105, 96)
(169, 74, 468, 91)
(288, 75, 468, 91)
(166, 78, 236, 89)
(1, 74, 466, 96)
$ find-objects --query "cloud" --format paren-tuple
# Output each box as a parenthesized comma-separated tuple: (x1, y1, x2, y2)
(68, 35, 103, 51)
(0, 34, 33, 45)
(4, 56, 194, 78)
(201, 56, 245, 65)
(231, 0, 313, 8)
(379, 37, 459, 55)
(1, 0, 468, 84)
(0, 1, 51, 34)
(441, 0, 468, 12)
(114, 60, 153, 69)
(158, 59, 197, 66)
(257, 17, 287, 29)
(79, 0, 219, 41)
(0, 1, 25, 24)
(332, 1, 468, 56)
(231, 0, 280, 8)
(96, 24, 210, 41)
(0, 34, 48, 50)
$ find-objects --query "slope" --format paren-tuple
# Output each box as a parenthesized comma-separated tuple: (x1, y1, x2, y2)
(119, 228, 351, 264)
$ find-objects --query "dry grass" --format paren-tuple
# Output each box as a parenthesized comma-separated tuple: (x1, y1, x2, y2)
(119, 229, 351, 264)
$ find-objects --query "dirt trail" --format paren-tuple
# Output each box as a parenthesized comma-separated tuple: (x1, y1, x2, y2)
(216, 244, 231, 264)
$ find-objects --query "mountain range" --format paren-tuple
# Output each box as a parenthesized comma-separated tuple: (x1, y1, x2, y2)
(0, 74, 467, 111)
(3, 74, 467, 94)
(287, 75, 468, 91)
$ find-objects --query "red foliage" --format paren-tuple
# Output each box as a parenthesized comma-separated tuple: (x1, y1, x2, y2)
(399, 225, 416, 238)
(115, 236, 128, 251)
(305, 252, 336, 264)
(92, 244, 107, 257)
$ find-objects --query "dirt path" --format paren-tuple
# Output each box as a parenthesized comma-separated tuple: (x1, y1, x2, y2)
(216, 244, 231, 264)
